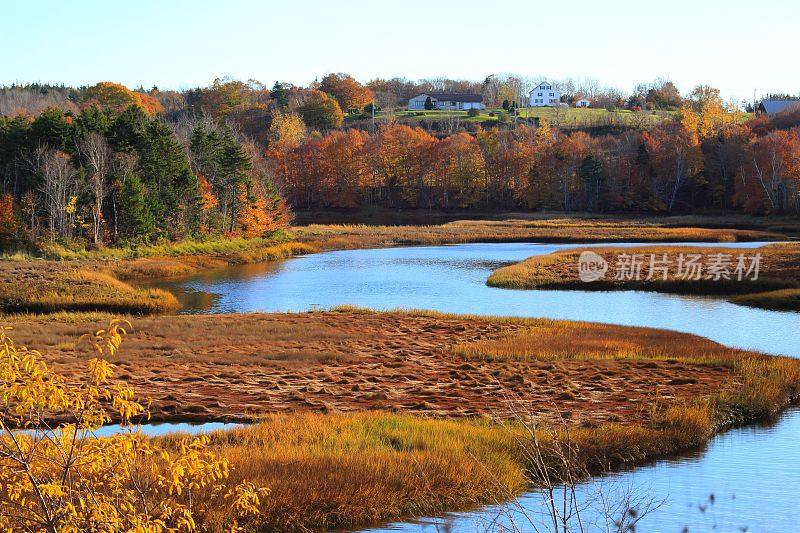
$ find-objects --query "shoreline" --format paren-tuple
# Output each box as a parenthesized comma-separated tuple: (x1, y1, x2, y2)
(487, 242, 800, 312)
(3, 308, 799, 530)
(0, 216, 789, 316)
(2, 218, 799, 530)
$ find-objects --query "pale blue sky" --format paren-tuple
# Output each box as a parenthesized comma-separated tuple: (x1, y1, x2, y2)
(2, 0, 798, 102)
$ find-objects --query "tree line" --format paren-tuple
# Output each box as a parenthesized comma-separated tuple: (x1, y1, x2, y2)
(268, 101, 800, 215)
(1, 77, 799, 248)
(0, 84, 290, 247)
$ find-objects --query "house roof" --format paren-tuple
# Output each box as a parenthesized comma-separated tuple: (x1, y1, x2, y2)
(412, 93, 484, 103)
(759, 100, 800, 114)
(529, 82, 556, 93)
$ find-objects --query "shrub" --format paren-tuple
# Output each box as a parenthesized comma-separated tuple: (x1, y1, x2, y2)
(467, 108, 480, 117)
(0, 320, 268, 531)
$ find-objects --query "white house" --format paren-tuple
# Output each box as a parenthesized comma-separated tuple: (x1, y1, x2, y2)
(528, 81, 560, 107)
(408, 93, 485, 111)
(575, 98, 591, 108)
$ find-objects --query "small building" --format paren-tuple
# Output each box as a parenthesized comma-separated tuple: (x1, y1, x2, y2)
(757, 99, 800, 115)
(529, 81, 560, 107)
(575, 98, 591, 108)
(408, 93, 485, 111)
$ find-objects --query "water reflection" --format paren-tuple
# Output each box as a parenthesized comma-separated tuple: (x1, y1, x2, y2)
(367, 408, 800, 533)
(149, 242, 799, 532)
(156, 242, 798, 357)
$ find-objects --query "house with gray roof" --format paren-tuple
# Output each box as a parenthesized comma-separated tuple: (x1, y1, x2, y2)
(408, 93, 485, 111)
(757, 99, 800, 115)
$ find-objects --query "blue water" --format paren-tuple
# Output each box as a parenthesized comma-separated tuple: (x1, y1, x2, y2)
(161, 242, 798, 357)
(368, 408, 800, 533)
(93, 421, 243, 438)
(152, 242, 800, 532)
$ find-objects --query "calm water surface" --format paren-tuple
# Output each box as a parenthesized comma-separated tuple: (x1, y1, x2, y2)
(367, 408, 800, 533)
(150, 242, 799, 532)
(157, 242, 798, 357)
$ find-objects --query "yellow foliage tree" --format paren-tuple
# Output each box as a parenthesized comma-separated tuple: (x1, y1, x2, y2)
(268, 111, 307, 151)
(0, 321, 268, 531)
(82, 82, 163, 115)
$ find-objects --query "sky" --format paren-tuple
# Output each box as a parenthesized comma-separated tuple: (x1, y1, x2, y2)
(2, 0, 799, 104)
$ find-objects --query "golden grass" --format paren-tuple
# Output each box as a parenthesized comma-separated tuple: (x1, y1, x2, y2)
(0, 269, 179, 315)
(174, 413, 527, 531)
(487, 243, 800, 310)
(4, 308, 800, 530)
(0, 239, 317, 314)
(731, 288, 800, 311)
(296, 218, 783, 252)
(452, 320, 751, 366)
(158, 408, 731, 531)
(28, 232, 296, 261)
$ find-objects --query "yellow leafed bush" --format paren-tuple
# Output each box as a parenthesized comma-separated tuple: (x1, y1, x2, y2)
(0, 320, 268, 532)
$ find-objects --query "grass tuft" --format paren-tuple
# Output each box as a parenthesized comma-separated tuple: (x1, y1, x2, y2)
(0, 269, 179, 315)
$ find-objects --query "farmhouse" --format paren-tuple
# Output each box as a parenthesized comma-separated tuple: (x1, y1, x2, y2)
(529, 81, 561, 107)
(757, 99, 800, 115)
(408, 93, 485, 111)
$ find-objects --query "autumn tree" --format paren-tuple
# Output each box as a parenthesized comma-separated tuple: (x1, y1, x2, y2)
(318, 73, 374, 113)
(193, 78, 250, 119)
(78, 132, 112, 244)
(0, 193, 17, 245)
(740, 129, 800, 214)
(34, 147, 79, 241)
(646, 79, 682, 110)
(368, 124, 435, 207)
(431, 132, 486, 208)
(0, 320, 268, 531)
(268, 110, 306, 151)
(297, 90, 344, 131)
(82, 82, 163, 116)
(642, 122, 704, 212)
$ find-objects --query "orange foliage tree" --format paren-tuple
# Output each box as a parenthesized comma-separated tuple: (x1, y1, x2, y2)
(738, 129, 800, 214)
(82, 82, 163, 115)
(0, 193, 17, 245)
(318, 73, 374, 114)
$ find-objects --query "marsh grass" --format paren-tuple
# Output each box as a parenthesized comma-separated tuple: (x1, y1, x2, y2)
(158, 412, 529, 531)
(155, 410, 724, 531)
(4, 308, 799, 530)
(731, 288, 800, 311)
(28, 232, 295, 261)
(297, 219, 782, 252)
(153, 311, 798, 531)
(0, 269, 179, 315)
(0, 238, 316, 314)
(451, 320, 751, 367)
(487, 243, 800, 310)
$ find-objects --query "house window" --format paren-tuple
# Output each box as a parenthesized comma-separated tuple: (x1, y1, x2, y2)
(538, 92, 542, 96)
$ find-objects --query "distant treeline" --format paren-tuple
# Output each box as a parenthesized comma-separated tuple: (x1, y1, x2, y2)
(270, 108, 800, 216)
(0, 87, 290, 246)
(1, 78, 799, 247)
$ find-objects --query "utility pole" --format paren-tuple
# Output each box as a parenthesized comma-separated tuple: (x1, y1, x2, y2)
(371, 98, 375, 132)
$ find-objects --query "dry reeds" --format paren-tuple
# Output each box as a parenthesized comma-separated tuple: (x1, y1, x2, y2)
(0, 269, 179, 315)
(488, 243, 800, 311)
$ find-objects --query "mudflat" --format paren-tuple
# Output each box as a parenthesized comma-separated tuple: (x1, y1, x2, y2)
(6, 309, 737, 426)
